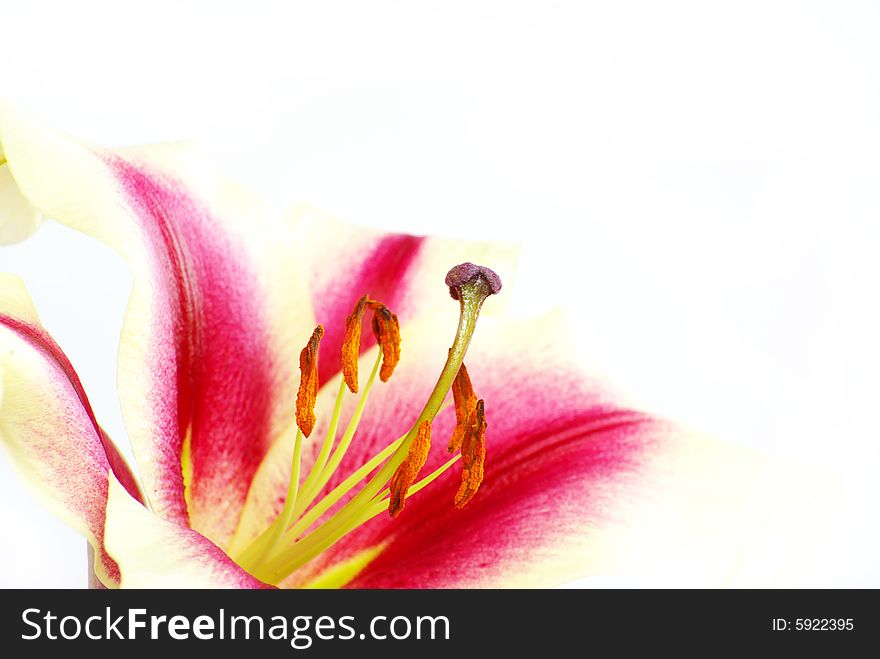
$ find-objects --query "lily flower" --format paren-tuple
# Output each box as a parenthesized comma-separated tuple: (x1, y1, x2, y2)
(0, 106, 830, 588)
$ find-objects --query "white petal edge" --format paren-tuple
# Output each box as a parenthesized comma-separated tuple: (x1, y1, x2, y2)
(104, 474, 270, 589)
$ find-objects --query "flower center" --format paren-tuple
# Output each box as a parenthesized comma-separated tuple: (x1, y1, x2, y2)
(232, 263, 501, 586)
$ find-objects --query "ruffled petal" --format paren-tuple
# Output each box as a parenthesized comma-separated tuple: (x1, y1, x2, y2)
(0, 105, 315, 548)
(0, 274, 142, 586)
(104, 475, 271, 589)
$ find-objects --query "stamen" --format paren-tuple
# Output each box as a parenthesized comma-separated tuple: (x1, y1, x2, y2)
(388, 420, 432, 518)
(341, 296, 402, 393)
(447, 362, 487, 507)
(265, 428, 304, 558)
(279, 400, 451, 547)
(448, 362, 477, 452)
(341, 297, 368, 393)
(295, 325, 324, 437)
(264, 450, 462, 582)
(370, 306, 401, 382)
(373, 453, 461, 516)
(454, 399, 487, 509)
(298, 380, 347, 502)
(295, 351, 382, 516)
(236, 425, 306, 573)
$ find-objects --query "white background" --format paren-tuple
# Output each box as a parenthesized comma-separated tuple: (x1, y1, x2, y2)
(0, 0, 878, 587)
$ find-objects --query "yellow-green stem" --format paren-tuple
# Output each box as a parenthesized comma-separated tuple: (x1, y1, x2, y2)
(240, 428, 303, 572)
(263, 453, 461, 580)
(276, 399, 450, 547)
(236, 353, 381, 568)
(293, 352, 382, 518)
(297, 380, 347, 505)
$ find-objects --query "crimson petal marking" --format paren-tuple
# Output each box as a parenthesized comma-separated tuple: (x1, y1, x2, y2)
(307, 231, 424, 385)
(262, 297, 833, 589)
(346, 410, 660, 588)
(266, 313, 676, 588)
(284, 312, 827, 588)
(290, 205, 518, 385)
(0, 107, 313, 551)
(283, 380, 657, 588)
(106, 156, 280, 543)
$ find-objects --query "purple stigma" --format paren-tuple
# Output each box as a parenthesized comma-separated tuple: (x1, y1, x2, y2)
(445, 262, 503, 300)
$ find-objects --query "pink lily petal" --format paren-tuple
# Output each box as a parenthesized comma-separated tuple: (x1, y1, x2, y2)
(104, 475, 271, 589)
(0, 105, 315, 548)
(0, 274, 142, 587)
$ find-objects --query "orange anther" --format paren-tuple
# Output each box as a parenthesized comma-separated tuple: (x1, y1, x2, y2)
(448, 363, 478, 453)
(295, 325, 324, 437)
(341, 296, 368, 393)
(388, 420, 432, 518)
(370, 305, 401, 383)
(341, 296, 401, 393)
(454, 399, 486, 509)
